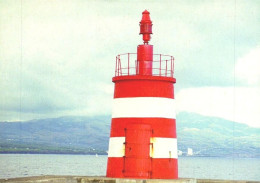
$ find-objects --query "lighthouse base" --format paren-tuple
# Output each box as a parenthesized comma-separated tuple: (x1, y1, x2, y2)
(0, 176, 196, 183)
(1, 176, 258, 183)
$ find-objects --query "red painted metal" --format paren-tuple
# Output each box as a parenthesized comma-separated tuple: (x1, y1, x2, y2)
(106, 153, 178, 179)
(140, 10, 153, 44)
(151, 159, 178, 179)
(137, 44, 153, 75)
(113, 77, 175, 98)
(107, 157, 124, 177)
(110, 118, 176, 138)
(106, 10, 178, 179)
(124, 124, 152, 178)
(114, 53, 174, 77)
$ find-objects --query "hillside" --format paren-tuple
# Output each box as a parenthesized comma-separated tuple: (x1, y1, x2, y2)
(177, 113, 259, 157)
(0, 116, 110, 154)
(0, 112, 259, 157)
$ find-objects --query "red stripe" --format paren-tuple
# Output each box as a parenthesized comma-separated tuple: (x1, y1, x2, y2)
(106, 157, 178, 179)
(151, 158, 178, 179)
(106, 157, 124, 178)
(110, 118, 176, 138)
(113, 78, 174, 98)
(113, 75, 176, 83)
(108, 75, 177, 179)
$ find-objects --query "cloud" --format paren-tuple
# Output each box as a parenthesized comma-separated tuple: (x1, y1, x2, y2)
(235, 47, 260, 85)
(0, 80, 114, 121)
(0, 0, 260, 122)
(176, 87, 260, 128)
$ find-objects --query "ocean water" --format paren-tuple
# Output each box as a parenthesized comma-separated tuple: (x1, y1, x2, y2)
(0, 154, 259, 181)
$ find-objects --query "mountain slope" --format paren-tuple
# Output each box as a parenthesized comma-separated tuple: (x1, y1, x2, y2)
(177, 112, 259, 157)
(0, 113, 259, 157)
(0, 116, 111, 154)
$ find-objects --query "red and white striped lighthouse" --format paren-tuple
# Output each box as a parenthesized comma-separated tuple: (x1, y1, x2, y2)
(106, 10, 178, 179)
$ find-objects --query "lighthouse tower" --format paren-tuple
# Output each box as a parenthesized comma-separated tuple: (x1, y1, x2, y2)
(106, 10, 178, 179)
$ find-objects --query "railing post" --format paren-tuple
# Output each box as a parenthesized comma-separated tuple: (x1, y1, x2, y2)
(171, 56, 173, 77)
(159, 54, 161, 76)
(165, 59, 167, 76)
(115, 56, 118, 76)
(118, 55, 121, 76)
(173, 56, 174, 77)
(128, 53, 130, 75)
(120, 58, 122, 75)
(117, 55, 119, 76)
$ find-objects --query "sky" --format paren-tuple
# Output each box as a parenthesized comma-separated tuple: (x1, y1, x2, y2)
(0, 0, 259, 127)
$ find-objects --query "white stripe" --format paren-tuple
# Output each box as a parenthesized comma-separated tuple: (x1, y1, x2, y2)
(150, 138, 178, 159)
(107, 137, 125, 157)
(107, 137, 177, 159)
(112, 97, 175, 118)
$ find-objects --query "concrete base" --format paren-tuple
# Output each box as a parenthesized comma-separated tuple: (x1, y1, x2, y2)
(197, 179, 259, 183)
(0, 176, 258, 183)
(0, 176, 195, 183)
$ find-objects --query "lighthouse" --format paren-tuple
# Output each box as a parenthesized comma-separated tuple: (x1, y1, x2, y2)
(106, 10, 178, 179)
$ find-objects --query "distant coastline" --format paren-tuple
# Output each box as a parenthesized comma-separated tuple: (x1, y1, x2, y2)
(0, 151, 107, 155)
(0, 151, 259, 158)
(0, 147, 107, 155)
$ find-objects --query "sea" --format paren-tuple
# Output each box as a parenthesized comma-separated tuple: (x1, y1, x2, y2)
(0, 154, 259, 181)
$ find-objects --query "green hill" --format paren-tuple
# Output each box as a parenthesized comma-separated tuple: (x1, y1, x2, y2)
(0, 113, 259, 157)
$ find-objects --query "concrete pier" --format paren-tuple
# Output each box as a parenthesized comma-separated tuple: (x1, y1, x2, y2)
(0, 176, 258, 183)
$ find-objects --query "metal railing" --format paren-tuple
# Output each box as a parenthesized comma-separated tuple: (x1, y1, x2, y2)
(115, 53, 174, 77)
